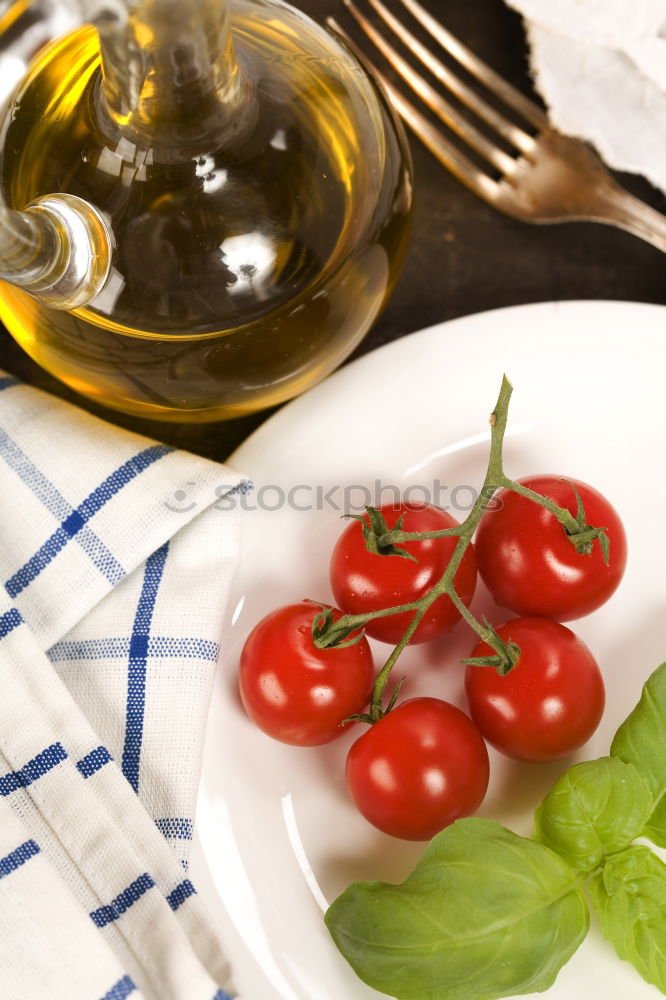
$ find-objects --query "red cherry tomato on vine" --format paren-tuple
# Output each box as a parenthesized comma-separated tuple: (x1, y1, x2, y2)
(475, 475, 627, 621)
(465, 617, 605, 762)
(345, 697, 489, 840)
(330, 502, 477, 645)
(239, 602, 374, 746)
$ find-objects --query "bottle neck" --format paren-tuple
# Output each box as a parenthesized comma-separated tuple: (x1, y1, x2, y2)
(96, 0, 241, 147)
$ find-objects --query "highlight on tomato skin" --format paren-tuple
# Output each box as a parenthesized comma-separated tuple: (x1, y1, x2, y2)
(330, 501, 478, 645)
(238, 601, 375, 747)
(345, 697, 490, 841)
(465, 617, 606, 763)
(474, 475, 627, 622)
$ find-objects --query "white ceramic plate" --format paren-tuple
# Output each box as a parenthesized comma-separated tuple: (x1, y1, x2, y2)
(192, 300, 666, 1000)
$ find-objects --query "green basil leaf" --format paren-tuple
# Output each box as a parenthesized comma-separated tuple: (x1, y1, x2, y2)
(611, 662, 666, 797)
(590, 845, 666, 993)
(325, 817, 589, 1000)
(534, 757, 653, 872)
(611, 662, 666, 845)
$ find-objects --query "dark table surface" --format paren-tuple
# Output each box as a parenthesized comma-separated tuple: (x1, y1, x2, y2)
(1, 0, 665, 462)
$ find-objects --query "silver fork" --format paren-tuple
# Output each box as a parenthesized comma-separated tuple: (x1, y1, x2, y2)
(328, 0, 666, 253)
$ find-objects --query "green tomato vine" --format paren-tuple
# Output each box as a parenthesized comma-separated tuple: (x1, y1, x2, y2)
(312, 375, 610, 722)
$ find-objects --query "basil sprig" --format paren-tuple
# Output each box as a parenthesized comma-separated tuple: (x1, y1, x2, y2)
(326, 661, 666, 999)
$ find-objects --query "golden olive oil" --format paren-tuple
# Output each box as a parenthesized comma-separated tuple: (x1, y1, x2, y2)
(0, 1, 412, 420)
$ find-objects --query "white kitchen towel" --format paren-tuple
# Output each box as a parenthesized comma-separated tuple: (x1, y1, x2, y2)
(0, 370, 249, 999)
(505, 0, 666, 194)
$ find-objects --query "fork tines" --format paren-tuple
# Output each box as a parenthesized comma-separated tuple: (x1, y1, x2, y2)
(327, 0, 666, 250)
(328, 0, 546, 193)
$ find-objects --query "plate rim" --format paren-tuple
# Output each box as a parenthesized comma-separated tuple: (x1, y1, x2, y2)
(198, 297, 666, 1000)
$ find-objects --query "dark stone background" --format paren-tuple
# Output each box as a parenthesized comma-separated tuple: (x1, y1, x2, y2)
(1, 0, 664, 460)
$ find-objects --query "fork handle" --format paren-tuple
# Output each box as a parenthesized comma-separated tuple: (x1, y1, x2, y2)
(591, 179, 666, 253)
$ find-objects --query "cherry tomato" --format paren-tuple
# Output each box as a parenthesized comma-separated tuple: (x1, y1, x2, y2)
(345, 697, 489, 840)
(475, 475, 627, 621)
(239, 602, 374, 746)
(465, 617, 605, 762)
(330, 502, 477, 645)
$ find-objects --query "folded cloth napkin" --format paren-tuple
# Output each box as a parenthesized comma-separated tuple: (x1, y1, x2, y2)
(0, 371, 248, 999)
(504, 0, 666, 194)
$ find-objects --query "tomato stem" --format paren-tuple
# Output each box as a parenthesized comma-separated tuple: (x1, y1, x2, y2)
(315, 376, 519, 714)
(313, 374, 609, 720)
(500, 478, 610, 562)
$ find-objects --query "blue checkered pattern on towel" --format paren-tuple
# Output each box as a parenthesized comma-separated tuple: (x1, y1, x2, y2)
(0, 371, 245, 999)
